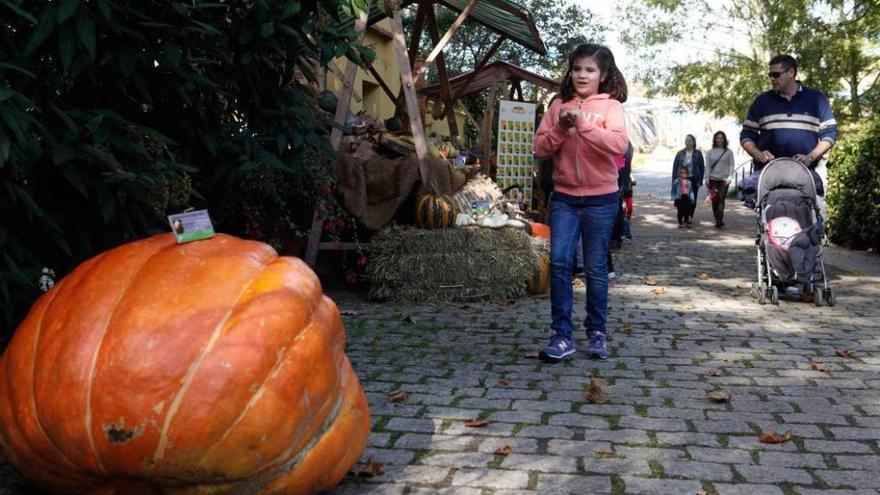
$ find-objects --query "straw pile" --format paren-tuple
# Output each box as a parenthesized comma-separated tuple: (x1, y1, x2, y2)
(368, 227, 537, 302)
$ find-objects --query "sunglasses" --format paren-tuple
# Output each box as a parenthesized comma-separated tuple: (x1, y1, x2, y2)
(768, 70, 789, 78)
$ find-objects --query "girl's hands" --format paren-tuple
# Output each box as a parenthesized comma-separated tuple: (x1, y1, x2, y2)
(557, 109, 578, 131)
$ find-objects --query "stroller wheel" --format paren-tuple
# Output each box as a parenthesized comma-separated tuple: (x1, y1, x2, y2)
(825, 288, 835, 307)
(770, 286, 779, 305)
(757, 285, 767, 305)
(813, 288, 824, 307)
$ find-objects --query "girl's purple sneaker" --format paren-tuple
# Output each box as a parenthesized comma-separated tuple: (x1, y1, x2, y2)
(539, 335, 575, 362)
(587, 331, 608, 360)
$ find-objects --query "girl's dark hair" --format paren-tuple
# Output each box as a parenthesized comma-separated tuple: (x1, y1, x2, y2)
(685, 134, 696, 148)
(712, 131, 729, 149)
(560, 43, 627, 103)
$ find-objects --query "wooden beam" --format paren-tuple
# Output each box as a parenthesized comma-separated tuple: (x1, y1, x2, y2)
(390, 8, 430, 185)
(424, 3, 458, 138)
(413, 0, 479, 83)
(306, 0, 371, 267)
(408, 2, 428, 69)
(327, 61, 362, 102)
(364, 61, 397, 104)
(481, 82, 499, 170)
(444, 35, 505, 119)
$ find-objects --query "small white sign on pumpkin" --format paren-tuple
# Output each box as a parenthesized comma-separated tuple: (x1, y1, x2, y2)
(168, 209, 216, 243)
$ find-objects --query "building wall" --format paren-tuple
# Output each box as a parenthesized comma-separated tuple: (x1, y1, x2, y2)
(325, 19, 466, 141)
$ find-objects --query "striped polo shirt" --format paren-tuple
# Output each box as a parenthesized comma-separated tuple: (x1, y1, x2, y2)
(740, 84, 837, 166)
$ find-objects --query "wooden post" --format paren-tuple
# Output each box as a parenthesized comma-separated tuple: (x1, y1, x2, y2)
(425, 3, 458, 138)
(389, 9, 430, 185)
(408, 2, 428, 69)
(327, 61, 363, 102)
(481, 82, 499, 172)
(305, 0, 371, 267)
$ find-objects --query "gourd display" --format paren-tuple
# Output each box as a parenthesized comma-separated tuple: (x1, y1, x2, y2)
(0, 234, 370, 494)
(529, 254, 551, 295)
(415, 193, 455, 229)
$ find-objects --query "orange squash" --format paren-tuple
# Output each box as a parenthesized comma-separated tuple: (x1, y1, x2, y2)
(529, 254, 551, 295)
(527, 221, 551, 241)
(0, 234, 370, 494)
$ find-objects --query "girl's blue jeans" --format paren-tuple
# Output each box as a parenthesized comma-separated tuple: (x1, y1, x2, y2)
(549, 194, 617, 340)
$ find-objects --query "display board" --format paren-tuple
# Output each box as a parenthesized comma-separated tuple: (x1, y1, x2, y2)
(495, 100, 536, 207)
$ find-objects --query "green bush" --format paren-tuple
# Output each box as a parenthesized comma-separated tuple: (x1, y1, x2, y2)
(0, 0, 372, 340)
(826, 117, 880, 250)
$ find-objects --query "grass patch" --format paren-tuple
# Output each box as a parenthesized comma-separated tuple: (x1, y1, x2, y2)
(648, 459, 665, 477)
(541, 412, 554, 425)
(611, 474, 625, 495)
(614, 360, 628, 370)
(717, 434, 729, 447)
(663, 398, 675, 408)
(606, 414, 622, 429)
(372, 416, 390, 432)
(634, 405, 649, 417)
(511, 422, 526, 435)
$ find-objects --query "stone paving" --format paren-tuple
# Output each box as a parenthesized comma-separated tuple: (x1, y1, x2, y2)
(330, 198, 880, 495)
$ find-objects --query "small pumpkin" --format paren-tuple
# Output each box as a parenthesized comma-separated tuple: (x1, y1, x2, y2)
(416, 193, 455, 229)
(527, 221, 551, 241)
(0, 234, 370, 494)
(529, 254, 551, 295)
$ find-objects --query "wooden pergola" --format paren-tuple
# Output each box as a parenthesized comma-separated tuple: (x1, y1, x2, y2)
(305, 0, 547, 266)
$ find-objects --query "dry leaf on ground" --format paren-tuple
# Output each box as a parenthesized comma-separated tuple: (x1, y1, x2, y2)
(696, 491, 710, 495)
(680, 303, 696, 311)
(402, 315, 417, 325)
(353, 457, 384, 477)
(836, 349, 857, 358)
(595, 448, 616, 458)
(464, 419, 489, 428)
(525, 351, 539, 359)
(706, 390, 732, 403)
(573, 278, 585, 288)
(717, 321, 729, 328)
(708, 368, 721, 377)
(387, 390, 408, 403)
(697, 273, 710, 280)
(494, 445, 513, 456)
(809, 363, 828, 372)
(644, 276, 659, 286)
(584, 376, 609, 403)
(620, 323, 633, 333)
(736, 282, 749, 289)
(651, 287, 668, 295)
(758, 429, 793, 444)
(496, 379, 509, 388)
(339, 309, 358, 316)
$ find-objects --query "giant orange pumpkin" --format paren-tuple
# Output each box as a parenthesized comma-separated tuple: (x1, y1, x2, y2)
(0, 234, 370, 494)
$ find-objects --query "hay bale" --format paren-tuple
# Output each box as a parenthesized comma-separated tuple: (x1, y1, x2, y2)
(367, 227, 537, 303)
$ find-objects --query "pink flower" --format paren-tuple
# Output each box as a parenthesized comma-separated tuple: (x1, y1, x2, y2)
(345, 272, 358, 284)
(357, 255, 367, 267)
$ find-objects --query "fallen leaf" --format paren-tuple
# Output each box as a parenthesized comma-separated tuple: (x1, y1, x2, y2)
(524, 351, 539, 359)
(402, 315, 417, 325)
(836, 349, 857, 358)
(594, 448, 615, 458)
(644, 276, 659, 286)
(706, 390, 732, 403)
(809, 363, 828, 372)
(697, 273, 710, 280)
(651, 287, 667, 295)
(620, 322, 633, 333)
(387, 390, 408, 403)
(736, 282, 749, 289)
(496, 379, 509, 388)
(708, 368, 721, 377)
(573, 278, 585, 288)
(464, 419, 489, 428)
(680, 303, 696, 311)
(494, 445, 513, 456)
(717, 321, 729, 328)
(758, 429, 793, 444)
(355, 457, 384, 477)
(339, 309, 358, 316)
(584, 376, 609, 403)
(696, 491, 709, 495)
(868, 247, 876, 254)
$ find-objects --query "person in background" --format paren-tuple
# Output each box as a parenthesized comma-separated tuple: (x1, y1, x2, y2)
(534, 43, 629, 362)
(672, 166, 695, 228)
(671, 135, 704, 227)
(704, 131, 735, 228)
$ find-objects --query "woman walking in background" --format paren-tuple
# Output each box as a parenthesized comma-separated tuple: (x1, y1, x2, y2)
(705, 131, 735, 228)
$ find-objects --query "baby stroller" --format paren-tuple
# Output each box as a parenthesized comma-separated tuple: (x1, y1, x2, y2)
(751, 158, 834, 306)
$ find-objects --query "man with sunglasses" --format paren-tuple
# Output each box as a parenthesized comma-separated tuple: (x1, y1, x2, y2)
(740, 55, 837, 196)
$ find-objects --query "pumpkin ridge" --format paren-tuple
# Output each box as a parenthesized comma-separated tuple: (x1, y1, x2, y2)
(15, 277, 87, 477)
(83, 243, 172, 475)
(152, 254, 275, 466)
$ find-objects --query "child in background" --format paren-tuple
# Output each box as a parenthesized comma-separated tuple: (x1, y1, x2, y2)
(672, 166, 695, 228)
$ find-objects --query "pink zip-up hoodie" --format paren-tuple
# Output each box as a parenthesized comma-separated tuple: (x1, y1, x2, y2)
(534, 94, 628, 196)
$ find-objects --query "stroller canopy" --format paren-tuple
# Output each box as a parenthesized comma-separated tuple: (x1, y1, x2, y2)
(756, 158, 817, 205)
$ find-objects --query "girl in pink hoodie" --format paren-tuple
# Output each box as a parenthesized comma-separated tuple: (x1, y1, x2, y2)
(534, 43, 628, 362)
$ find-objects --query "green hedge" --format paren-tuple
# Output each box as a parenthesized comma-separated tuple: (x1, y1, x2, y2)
(826, 118, 880, 250)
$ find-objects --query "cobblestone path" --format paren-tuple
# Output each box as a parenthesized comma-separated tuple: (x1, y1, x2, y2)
(331, 199, 880, 495)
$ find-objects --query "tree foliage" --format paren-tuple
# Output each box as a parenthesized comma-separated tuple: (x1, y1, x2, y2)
(0, 0, 370, 339)
(620, 0, 880, 121)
